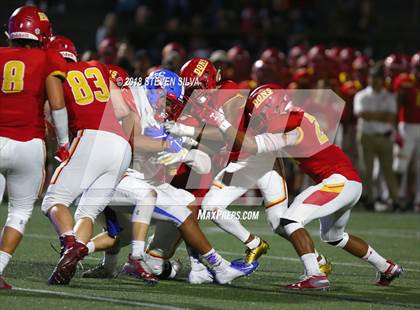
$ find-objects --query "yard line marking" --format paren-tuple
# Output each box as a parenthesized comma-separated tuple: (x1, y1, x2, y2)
(12, 287, 187, 310)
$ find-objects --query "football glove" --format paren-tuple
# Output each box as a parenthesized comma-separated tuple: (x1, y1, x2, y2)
(164, 121, 195, 137)
(156, 148, 189, 166)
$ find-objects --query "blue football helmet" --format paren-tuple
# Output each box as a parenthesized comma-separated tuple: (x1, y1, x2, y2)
(145, 69, 185, 120)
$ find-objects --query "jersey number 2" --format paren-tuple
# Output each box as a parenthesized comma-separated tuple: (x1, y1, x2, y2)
(67, 68, 110, 105)
(304, 113, 329, 145)
(1, 60, 25, 94)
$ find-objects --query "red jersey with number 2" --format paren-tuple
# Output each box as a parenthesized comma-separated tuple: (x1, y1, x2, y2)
(283, 112, 361, 183)
(64, 60, 127, 139)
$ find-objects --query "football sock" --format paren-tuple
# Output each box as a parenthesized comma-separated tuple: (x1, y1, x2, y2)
(131, 240, 145, 259)
(202, 248, 223, 268)
(246, 236, 261, 249)
(300, 253, 321, 276)
(0, 251, 12, 275)
(213, 211, 251, 243)
(362, 246, 388, 272)
(86, 241, 95, 254)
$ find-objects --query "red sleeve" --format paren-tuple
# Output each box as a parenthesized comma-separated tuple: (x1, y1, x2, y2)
(107, 64, 128, 88)
(267, 111, 304, 133)
(106, 64, 139, 113)
(45, 48, 67, 80)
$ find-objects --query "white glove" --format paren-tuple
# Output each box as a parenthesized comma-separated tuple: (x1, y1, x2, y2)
(164, 121, 195, 137)
(156, 148, 189, 166)
(182, 136, 199, 147)
(209, 108, 231, 132)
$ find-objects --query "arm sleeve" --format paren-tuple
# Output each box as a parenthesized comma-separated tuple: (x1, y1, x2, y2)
(183, 149, 211, 174)
(255, 129, 301, 154)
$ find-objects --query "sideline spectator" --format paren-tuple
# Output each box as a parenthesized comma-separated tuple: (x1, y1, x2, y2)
(354, 63, 400, 211)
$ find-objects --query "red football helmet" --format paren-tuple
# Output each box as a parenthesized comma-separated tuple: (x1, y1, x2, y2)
(307, 45, 328, 75)
(411, 52, 420, 79)
(251, 59, 275, 85)
(352, 55, 372, 84)
(326, 47, 342, 60)
(180, 58, 220, 90)
(162, 42, 186, 60)
(260, 48, 286, 67)
(339, 47, 360, 73)
(384, 53, 409, 78)
(180, 58, 221, 121)
(307, 45, 326, 62)
(98, 37, 118, 64)
(7, 5, 52, 45)
(288, 45, 307, 68)
(47, 35, 77, 62)
(246, 83, 290, 133)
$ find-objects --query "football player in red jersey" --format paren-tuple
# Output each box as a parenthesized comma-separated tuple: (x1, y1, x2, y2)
(163, 58, 275, 282)
(384, 53, 409, 91)
(167, 63, 333, 282)
(205, 88, 403, 290)
(41, 36, 134, 285)
(393, 52, 420, 212)
(0, 6, 69, 289)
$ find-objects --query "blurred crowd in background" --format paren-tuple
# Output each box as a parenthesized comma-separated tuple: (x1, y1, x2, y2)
(8, 0, 420, 212)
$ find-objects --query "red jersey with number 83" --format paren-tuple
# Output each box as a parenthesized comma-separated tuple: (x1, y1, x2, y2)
(64, 60, 127, 139)
(0, 47, 66, 141)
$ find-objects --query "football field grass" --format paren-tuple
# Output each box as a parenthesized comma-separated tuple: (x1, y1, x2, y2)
(0, 204, 419, 310)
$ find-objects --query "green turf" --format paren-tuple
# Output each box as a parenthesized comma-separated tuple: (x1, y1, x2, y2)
(0, 204, 419, 310)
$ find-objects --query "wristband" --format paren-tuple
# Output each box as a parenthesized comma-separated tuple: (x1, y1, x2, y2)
(51, 107, 69, 146)
(219, 119, 232, 133)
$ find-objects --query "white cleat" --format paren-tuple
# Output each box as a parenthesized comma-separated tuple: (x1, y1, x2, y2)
(188, 266, 214, 284)
(212, 259, 258, 285)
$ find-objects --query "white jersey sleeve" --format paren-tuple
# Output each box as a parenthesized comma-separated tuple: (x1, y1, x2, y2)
(130, 85, 159, 132)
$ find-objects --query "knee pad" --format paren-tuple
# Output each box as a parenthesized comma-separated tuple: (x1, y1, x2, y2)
(279, 218, 303, 236)
(132, 191, 156, 224)
(6, 204, 33, 234)
(324, 232, 349, 248)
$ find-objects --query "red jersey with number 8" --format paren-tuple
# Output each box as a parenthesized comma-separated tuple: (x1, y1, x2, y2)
(64, 60, 127, 139)
(283, 112, 361, 183)
(0, 47, 66, 141)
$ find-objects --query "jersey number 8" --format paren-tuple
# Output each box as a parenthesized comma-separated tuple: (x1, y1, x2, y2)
(1, 60, 25, 94)
(67, 68, 110, 105)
